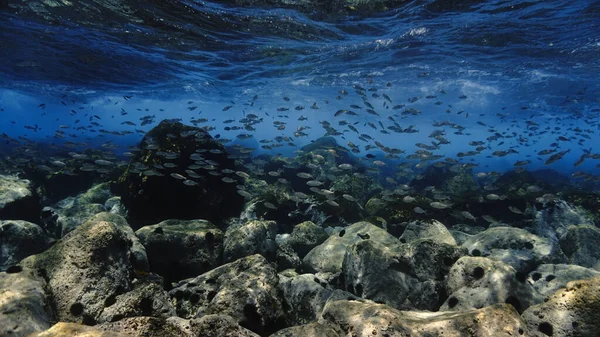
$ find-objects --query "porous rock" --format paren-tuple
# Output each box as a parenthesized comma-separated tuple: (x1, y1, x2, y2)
(170, 254, 285, 335)
(322, 300, 527, 337)
(462, 226, 564, 274)
(303, 221, 400, 275)
(522, 276, 600, 337)
(0, 267, 51, 337)
(441, 256, 542, 313)
(19, 216, 135, 324)
(136, 218, 223, 282)
(223, 219, 278, 263)
(559, 224, 600, 271)
(527, 263, 600, 298)
(0, 174, 39, 223)
(0, 220, 51, 271)
(399, 219, 456, 246)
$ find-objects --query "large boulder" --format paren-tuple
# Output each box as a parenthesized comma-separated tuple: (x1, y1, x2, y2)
(278, 273, 333, 326)
(19, 215, 136, 324)
(441, 256, 541, 313)
(0, 174, 39, 223)
(0, 267, 52, 337)
(321, 300, 527, 337)
(223, 220, 278, 263)
(461, 226, 564, 274)
(303, 221, 400, 276)
(342, 237, 466, 311)
(527, 264, 600, 298)
(532, 199, 593, 241)
(287, 221, 329, 258)
(522, 276, 600, 337)
(136, 219, 223, 282)
(0, 220, 52, 271)
(114, 120, 244, 228)
(559, 224, 600, 270)
(169, 254, 286, 335)
(97, 281, 176, 323)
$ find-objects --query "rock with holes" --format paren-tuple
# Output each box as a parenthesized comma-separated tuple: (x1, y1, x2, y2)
(97, 281, 176, 323)
(321, 300, 527, 337)
(559, 224, 600, 271)
(97, 315, 260, 337)
(275, 242, 302, 271)
(461, 226, 564, 274)
(287, 221, 329, 258)
(169, 254, 285, 336)
(0, 267, 52, 337)
(399, 219, 456, 246)
(136, 219, 223, 282)
(269, 322, 343, 337)
(0, 220, 52, 271)
(303, 221, 401, 277)
(19, 216, 135, 325)
(532, 198, 593, 241)
(223, 220, 278, 263)
(88, 212, 149, 271)
(342, 237, 466, 311)
(52, 183, 123, 237)
(441, 256, 542, 313)
(0, 174, 39, 223)
(28, 322, 130, 337)
(527, 264, 600, 298)
(278, 272, 334, 326)
(522, 276, 600, 337)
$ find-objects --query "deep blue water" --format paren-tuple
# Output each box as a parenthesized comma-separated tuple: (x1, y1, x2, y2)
(1, 0, 600, 179)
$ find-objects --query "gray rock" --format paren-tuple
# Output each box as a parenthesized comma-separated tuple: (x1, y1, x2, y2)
(276, 242, 302, 271)
(170, 254, 285, 336)
(559, 224, 600, 270)
(0, 267, 51, 337)
(19, 216, 135, 324)
(136, 219, 223, 282)
(449, 229, 472, 245)
(269, 322, 342, 337)
(342, 238, 466, 311)
(86, 212, 149, 272)
(0, 174, 39, 223)
(441, 256, 542, 313)
(322, 300, 527, 337)
(522, 276, 600, 337)
(278, 273, 332, 325)
(527, 264, 600, 298)
(288, 221, 328, 258)
(461, 226, 564, 273)
(53, 183, 123, 236)
(223, 220, 278, 263)
(0, 220, 52, 271)
(399, 219, 456, 246)
(303, 221, 400, 275)
(97, 281, 176, 323)
(98, 317, 187, 337)
(532, 199, 593, 241)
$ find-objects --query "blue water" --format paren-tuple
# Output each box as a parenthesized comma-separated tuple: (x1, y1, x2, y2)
(1, 0, 600, 179)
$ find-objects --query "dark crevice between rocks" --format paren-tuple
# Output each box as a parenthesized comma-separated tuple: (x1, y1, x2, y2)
(505, 295, 522, 313)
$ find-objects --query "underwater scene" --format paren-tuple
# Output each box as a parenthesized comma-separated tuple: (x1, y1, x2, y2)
(1, 0, 600, 336)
